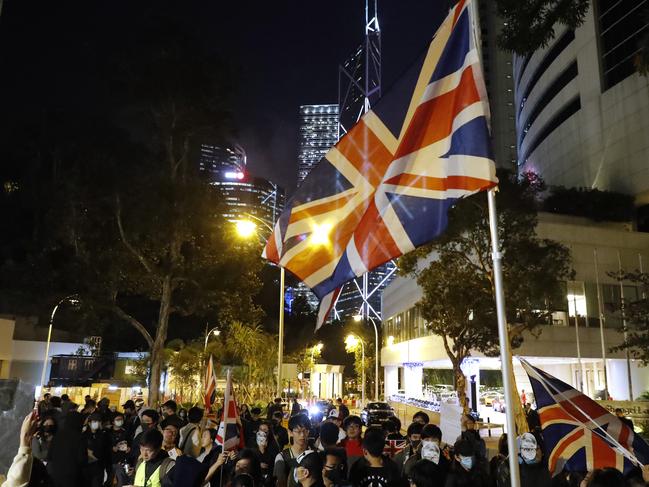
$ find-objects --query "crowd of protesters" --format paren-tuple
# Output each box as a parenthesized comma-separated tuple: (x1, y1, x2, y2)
(3, 394, 649, 487)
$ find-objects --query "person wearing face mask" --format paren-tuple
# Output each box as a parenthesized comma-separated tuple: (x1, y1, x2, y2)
(444, 439, 487, 487)
(322, 447, 352, 487)
(109, 412, 131, 487)
(456, 415, 486, 462)
(82, 412, 111, 487)
(253, 424, 278, 480)
(295, 450, 326, 487)
(403, 424, 450, 483)
(393, 422, 423, 476)
(495, 433, 551, 487)
(32, 415, 57, 461)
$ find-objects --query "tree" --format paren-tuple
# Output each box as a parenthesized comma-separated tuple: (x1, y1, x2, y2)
(610, 271, 649, 364)
(0, 10, 264, 406)
(400, 171, 573, 408)
(495, 0, 590, 55)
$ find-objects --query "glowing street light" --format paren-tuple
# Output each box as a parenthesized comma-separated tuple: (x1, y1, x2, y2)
(204, 325, 221, 353)
(345, 333, 365, 406)
(235, 219, 257, 238)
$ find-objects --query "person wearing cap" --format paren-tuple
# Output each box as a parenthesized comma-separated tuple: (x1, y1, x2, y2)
(444, 438, 487, 487)
(495, 432, 551, 487)
(327, 409, 347, 443)
(295, 450, 326, 487)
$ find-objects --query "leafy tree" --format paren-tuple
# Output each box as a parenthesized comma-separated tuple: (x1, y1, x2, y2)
(165, 339, 204, 404)
(495, 0, 590, 55)
(542, 186, 635, 222)
(0, 10, 264, 406)
(610, 271, 649, 364)
(400, 171, 573, 408)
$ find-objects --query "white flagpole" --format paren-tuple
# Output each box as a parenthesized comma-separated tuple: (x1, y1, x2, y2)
(593, 249, 609, 396)
(487, 188, 521, 487)
(617, 251, 634, 400)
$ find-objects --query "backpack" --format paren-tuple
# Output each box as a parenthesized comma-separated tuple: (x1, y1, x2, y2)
(280, 449, 299, 487)
(179, 424, 198, 451)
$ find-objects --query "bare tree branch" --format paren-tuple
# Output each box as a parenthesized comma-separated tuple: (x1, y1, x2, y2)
(115, 194, 153, 274)
(112, 304, 154, 349)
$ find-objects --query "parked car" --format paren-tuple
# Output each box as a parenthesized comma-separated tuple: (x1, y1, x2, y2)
(360, 402, 395, 426)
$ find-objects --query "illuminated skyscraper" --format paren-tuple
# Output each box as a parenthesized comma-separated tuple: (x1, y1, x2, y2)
(297, 104, 339, 185)
(198, 143, 284, 231)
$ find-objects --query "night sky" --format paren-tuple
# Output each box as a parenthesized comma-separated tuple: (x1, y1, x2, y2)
(0, 0, 449, 194)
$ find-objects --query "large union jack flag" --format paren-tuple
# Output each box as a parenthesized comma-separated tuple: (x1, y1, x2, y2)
(520, 358, 649, 475)
(263, 0, 497, 299)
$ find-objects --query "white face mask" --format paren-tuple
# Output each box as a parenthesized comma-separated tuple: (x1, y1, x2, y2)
(114, 419, 124, 428)
(90, 421, 101, 431)
(421, 440, 440, 464)
(256, 431, 268, 447)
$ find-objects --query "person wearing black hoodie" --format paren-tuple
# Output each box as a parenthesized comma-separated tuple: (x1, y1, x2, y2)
(443, 439, 487, 487)
(47, 411, 88, 487)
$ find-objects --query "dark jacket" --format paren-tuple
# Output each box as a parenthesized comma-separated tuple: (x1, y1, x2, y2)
(496, 458, 552, 487)
(444, 459, 488, 487)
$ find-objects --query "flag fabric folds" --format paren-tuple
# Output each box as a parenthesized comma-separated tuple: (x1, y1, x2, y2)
(520, 358, 649, 475)
(263, 0, 497, 300)
(216, 368, 244, 451)
(204, 354, 217, 411)
(316, 287, 342, 330)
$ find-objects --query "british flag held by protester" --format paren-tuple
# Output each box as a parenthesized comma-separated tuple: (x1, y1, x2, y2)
(263, 0, 497, 302)
(384, 439, 408, 458)
(216, 368, 245, 451)
(204, 354, 217, 411)
(520, 358, 649, 475)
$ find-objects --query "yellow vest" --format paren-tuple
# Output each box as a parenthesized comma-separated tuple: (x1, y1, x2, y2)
(134, 461, 162, 487)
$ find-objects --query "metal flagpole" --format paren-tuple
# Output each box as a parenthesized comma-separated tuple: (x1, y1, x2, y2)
(278, 267, 285, 397)
(617, 251, 633, 400)
(571, 292, 584, 392)
(487, 189, 521, 487)
(593, 249, 609, 396)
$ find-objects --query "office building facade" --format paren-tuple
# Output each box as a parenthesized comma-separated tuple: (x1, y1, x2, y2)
(515, 3, 649, 206)
(297, 105, 339, 186)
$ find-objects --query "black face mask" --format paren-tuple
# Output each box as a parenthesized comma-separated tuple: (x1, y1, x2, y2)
(325, 468, 343, 484)
(42, 425, 57, 435)
(410, 440, 421, 449)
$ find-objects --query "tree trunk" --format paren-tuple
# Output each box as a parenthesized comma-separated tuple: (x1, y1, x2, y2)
(148, 274, 173, 406)
(453, 364, 469, 412)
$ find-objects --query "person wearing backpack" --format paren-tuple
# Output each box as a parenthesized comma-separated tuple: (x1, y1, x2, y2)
(179, 407, 204, 458)
(274, 414, 312, 487)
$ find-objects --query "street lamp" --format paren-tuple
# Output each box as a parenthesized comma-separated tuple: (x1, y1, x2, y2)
(234, 214, 285, 397)
(345, 333, 365, 407)
(204, 325, 221, 353)
(41, 294, 80, 392)
(354, 313, 380, 401)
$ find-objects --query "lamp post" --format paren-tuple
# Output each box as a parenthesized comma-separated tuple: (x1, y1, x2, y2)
(310, 343, 323, 398)
(235, 214, 285, 397)
(203, 325, 221, 353)
(354, 314, 379, 400)
(345, 334, 365, 407)
(40, 294, 80, 392)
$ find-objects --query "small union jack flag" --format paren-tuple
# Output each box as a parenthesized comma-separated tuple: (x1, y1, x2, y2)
(520, 358, 649, 475)
(263, 0, 497, 300)
(383, 439, 408, 458)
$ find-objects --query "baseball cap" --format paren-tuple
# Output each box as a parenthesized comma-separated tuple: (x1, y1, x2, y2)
(122, 400, 135, 409)
(328, 408, 340, 419)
